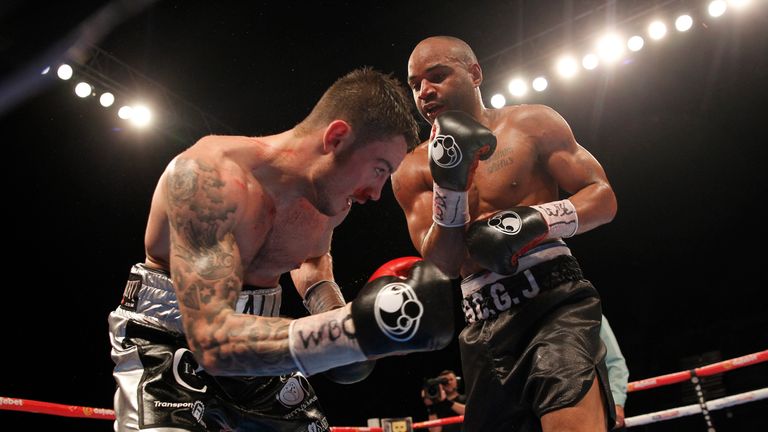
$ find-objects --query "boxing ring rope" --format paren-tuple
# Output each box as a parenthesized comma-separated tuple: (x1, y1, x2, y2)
(0, 397, 115, 420)
(1, 349, 766, 429)
(329, 349, 768, 431)
(626, 349, 768, 392)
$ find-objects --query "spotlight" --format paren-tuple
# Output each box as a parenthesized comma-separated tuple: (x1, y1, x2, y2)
(100, 92, 115, 107)
(74, 82, 92, 98)
(708, 0, 727, 17)
(582, 54, 599, 70)
(130, 105, 152, 128)
(490, 94, 506, 108)
(648, 21, 668, 40)
(57, 64, 73, 80)
(118, 105, 133, 120)
(596, 34, 625, 63)
(675, 15, 693, 32)
(556, 56, 578, 79)
(532, 76, 548, 92)
(627, 36, 645, 52)
(508, 78, 527, 97)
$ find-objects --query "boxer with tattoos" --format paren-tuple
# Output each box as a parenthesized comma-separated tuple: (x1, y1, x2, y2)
(108, 68, 453, 432)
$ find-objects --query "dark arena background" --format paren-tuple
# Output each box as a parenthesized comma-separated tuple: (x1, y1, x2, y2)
(1, 1, 766, 431)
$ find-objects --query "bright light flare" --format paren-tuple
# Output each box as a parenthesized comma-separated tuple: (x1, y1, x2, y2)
(508, 78, 528, 97)
(74, 82, 92, 98)
(130, 105, 152, 127)
(556, 56, 579, 79)
(100, 92, 115, 107)
(582, 53, 599, 70)
(627, 36, 645, 52)
(709, 0, 727, 17)
(490, 94, 506, 108)
(57, 64, 73, 80)
(675, 15, 693, 32)
(596, 34, 625, 63)
(648, 21, 668, 40)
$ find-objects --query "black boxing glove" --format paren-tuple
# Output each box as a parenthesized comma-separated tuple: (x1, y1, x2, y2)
(429, 111, 496, 227)
(351, 259, 453, 356)
(302, 280, 376, 384)
(289, 260, 453, 376)
(466, 200, 578, 275)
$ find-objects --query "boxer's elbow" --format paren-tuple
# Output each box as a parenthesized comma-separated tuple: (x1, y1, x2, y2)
(602, 185, 618, 224)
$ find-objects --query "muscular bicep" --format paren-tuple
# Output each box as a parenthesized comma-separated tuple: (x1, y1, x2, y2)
(165, 157, 244, 348)
(547, 142, 610, 196)
(536, 106, 617, 231)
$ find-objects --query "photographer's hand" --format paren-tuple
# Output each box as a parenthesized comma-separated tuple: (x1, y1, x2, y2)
(421, 389, 434, 406)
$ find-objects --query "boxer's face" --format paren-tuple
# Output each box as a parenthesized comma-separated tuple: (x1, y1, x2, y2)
(315, 135, 407, 216)
(408, 40, 478, 124)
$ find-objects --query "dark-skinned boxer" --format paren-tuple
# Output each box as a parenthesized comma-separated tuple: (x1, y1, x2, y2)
(393, 36, 618, 432)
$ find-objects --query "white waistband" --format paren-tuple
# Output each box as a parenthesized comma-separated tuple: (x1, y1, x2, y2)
(461, 240, 571, 298)
(122, 264, 283, 334)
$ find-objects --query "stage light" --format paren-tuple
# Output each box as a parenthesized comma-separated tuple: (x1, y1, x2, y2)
(582, 53, 599, 70)
(118, 105, 133, 119)
(508, 78, 528, 97)
(675, 15, 693, 32)
(648, 21, 668, 40)
(532, 76, 548, 92)
(728, 0, 751, 9)
(99, 92, 115, 107)
(74, 82, 92, 98)
(627, 35, 645, 52)
(130, 105, 152, 127)
(596, 34, 625, 63)
(490, 94, 506, 108)
(556, 56, 578, 79)
(708, 0, 727, 17)
(41, 66, 50, 75)
(57, 64, 73, 80)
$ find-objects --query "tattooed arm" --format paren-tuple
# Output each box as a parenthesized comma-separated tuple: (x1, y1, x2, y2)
(165, 156, 297, 376)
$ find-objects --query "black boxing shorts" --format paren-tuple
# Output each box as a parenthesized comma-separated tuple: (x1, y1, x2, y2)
(458, 249, 615, 432)
(108, 263, 328, 431)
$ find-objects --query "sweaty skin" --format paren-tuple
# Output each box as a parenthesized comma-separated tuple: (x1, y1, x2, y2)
(392, 36, 617, 432)
(143, 132, 405, 375)
(393, 36, 616, 279)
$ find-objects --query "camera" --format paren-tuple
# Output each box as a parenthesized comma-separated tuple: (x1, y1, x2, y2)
(423, 376, 450, 401)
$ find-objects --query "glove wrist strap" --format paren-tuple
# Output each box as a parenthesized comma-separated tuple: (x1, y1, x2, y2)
(432, 183, 470, 227)
(303, 280, 345, 314)
(289, 304, 366, 376)
(532, 199, 579, 239)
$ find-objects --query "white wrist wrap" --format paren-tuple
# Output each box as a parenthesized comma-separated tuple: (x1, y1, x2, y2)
(288, 303, 366, 376)
(432, 183, 470, 227)
(303, 280, 345, 314)
(532, 199, 579, 239)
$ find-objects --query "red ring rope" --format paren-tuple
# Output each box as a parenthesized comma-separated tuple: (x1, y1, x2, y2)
(627, 349, 767, 392)
(2, 349, 765, 428)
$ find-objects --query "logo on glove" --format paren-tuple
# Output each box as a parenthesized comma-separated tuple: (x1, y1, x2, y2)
(488, 211, 523, 235)
(429, 134, 463, 168)
(374, 282, 424, 342)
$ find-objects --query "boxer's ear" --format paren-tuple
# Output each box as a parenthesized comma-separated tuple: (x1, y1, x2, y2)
(322, 120, 353, 154)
